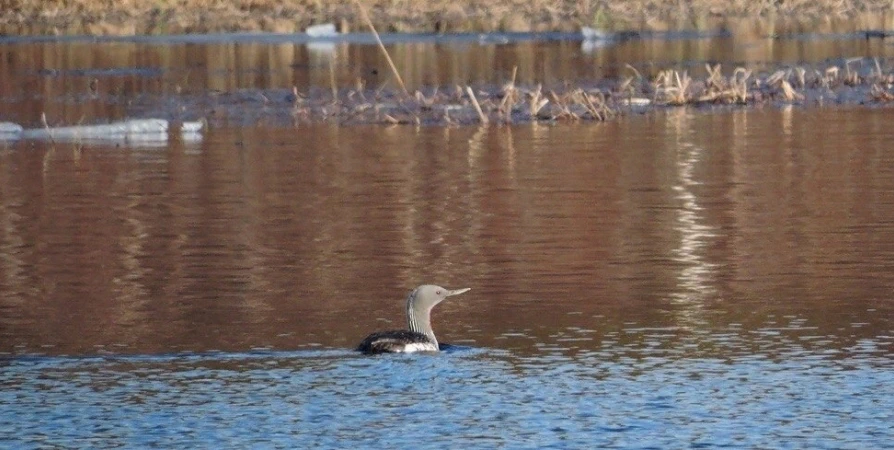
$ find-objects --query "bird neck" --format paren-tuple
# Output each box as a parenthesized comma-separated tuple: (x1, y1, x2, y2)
(407, 300, 437, 347)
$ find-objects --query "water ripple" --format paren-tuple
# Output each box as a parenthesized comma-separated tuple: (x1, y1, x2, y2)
(1, 347, 892, 449)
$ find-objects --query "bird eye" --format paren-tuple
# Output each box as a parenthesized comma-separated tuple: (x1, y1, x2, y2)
(436, 290, 442, 295)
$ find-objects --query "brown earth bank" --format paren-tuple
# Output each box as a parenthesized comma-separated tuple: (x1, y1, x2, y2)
(168, 60, 894, 127)
(1, 0, 893, 36)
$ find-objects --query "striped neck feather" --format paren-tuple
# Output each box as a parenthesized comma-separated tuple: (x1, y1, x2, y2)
(407, 296, 437, 348)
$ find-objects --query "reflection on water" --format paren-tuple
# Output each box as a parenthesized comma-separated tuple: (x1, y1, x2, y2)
(1, 34, 892, 126)
(0, 108, 892, 355)
(1, 107, 893, 447)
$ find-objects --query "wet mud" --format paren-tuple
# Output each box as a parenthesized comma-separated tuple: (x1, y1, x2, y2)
(158, 58, 894, 127)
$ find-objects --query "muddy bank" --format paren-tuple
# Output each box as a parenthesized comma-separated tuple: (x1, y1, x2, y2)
(166, 58, 894, 127)
(1, 0, 893, 36)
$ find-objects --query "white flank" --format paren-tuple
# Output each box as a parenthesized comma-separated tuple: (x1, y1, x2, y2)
(399, 342, 439, 353)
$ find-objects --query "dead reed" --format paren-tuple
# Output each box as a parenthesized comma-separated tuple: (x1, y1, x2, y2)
(643, 59, 894, 106)
(355, 1, 410, 98)
(208, 58, 894, 126)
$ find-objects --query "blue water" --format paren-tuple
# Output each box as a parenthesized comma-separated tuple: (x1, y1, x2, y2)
(3, 342, 892, 449)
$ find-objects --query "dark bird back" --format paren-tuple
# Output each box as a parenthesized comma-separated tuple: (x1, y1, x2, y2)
(357, 330, 436, 354)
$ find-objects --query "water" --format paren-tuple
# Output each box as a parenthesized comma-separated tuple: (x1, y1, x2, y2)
(1, 33, 893, 127)
(1, 34, 894, 447)
(4, 348, 894, 447)
(3, 346, 891, 448)
(2, 108, 893, 448)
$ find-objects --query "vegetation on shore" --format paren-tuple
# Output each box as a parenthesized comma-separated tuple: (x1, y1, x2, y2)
(195, 59, 894, 126)
(1, 0, 893, 36)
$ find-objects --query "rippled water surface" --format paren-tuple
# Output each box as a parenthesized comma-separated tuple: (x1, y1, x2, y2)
(2, 103, 894, 446)
(4, 346, 892, 448)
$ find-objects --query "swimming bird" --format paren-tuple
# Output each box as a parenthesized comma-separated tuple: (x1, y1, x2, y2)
(357, 285, 471, 354)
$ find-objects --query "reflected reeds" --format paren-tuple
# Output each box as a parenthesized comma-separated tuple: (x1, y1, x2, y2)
(1, 83, 894, 356)
(2, 36, 893, 128)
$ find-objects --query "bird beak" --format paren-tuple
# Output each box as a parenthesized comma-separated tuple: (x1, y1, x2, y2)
(447, 287, 471, 297)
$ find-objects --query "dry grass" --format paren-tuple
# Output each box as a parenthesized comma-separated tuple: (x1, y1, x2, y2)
(633, 59, 894, 107)
(211, 58, 893, 126)
(355, 1, 409, 98)
(1, 0, 893, 35)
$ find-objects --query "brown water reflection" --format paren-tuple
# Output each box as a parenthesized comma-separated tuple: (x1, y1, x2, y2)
(1, 35, 893, 126)
(1, 107, 892, 357)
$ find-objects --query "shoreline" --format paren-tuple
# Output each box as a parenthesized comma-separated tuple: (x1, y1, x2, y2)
(199, 61, 894, 127)
(1, 1, 893, 37)
(23, 59, 888, 128)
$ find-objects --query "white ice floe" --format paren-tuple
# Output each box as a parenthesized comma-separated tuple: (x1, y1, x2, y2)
(580, 27, 616, 53)
(0, 122, 24, 136)
(0, 119, 204, 144)
(180, 120, 205, 134)
(306, 23, 339, 53)
(581, 27, 613, 41)
(622, 98, 652, 106)
(306, 23, 338, 38)
(22, 118, 168, 140)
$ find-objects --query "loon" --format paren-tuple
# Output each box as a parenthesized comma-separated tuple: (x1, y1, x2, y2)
(357, 285, 471, 354)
